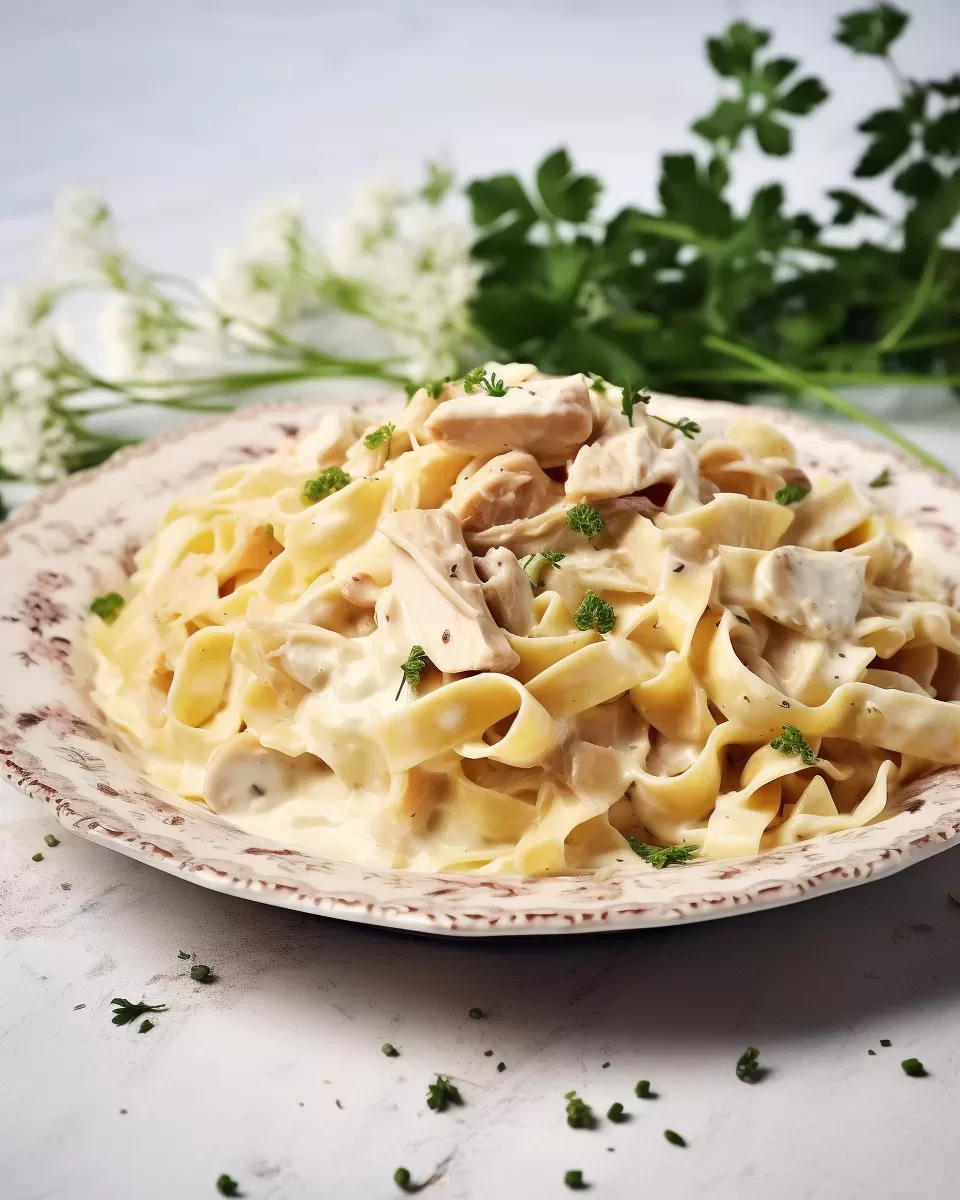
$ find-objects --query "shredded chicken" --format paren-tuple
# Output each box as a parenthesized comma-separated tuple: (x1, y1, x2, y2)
(448, 451, 564, 531)
(204, 732, 301, 813)
(422, 374, 593, 467)
(753, 545, 867, 638)
(341, 572, 381, 609)
(379, 508, 520, 673)
(474, 547, 536, 635)
(565, 425, 701, 503)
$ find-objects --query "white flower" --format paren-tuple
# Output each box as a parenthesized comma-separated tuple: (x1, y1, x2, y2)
(99, 290, 196, 380)
(0, 382, 73, 482)
(39, 188, 137, 291)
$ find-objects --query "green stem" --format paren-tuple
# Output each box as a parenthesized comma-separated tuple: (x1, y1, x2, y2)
(876, 247, 939, 353)
(674, 368, 960, 387)
(703, 335, 950, 473)
(895, 329, 960, 352)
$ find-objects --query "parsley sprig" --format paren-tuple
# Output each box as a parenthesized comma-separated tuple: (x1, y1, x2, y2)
(769, 724, 818, 766)
(363, 422, 396, 449)
(564, 1090, 596, 1129)
(111, 997, 167, 1026)
(90, 592, 124, 622)
(303, 465, 351, 502)
(775, 482, 810, 505)
(573, 590, 616, 634)
(869, 467, 892, 488)
(566, 504, 605, 537)
(461, 365, 510, 396)
(626, 838, 698, 868)
(426, 1074, 463, 1112)
(736, 1046, 762, 1082)
(621, 382, 700, 438)
(396, 645, 429, 700)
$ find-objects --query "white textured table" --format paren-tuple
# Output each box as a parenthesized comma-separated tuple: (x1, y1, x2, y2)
(4, 3, 960, 1198)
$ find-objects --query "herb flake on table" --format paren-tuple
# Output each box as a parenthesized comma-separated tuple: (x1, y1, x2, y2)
(607, 1102, 629, 1123)
(90, 592, 124, 622)
(626, 837, 697, 868)
(216, 1175, 241, 1196)
(665, 1129, 687, 1147)
(382, 1043, 400, 1057)
(178, 950, 191, 960)
(31, 852, 43, 862)
(303, 465, 350, 502)
(468, 1007, 486, 1019)
(497, 1061, 506, 1072)
(564, 1090, 596, 1130)
(566, 504, 605, 538)
(138, 1019, 155, 1034)
(44, 833, 60, 847)
(190, 963, 216, 983)
(880, 1039, 892, 1047)
(111, 998, 167, 1026)
(901, 1057, 926, 1077)
(564, 1169, 588, 1190)
(869, 467, 892, 488)
(635, 1079, 654, 1098)
(363, 422, 396, 449)
(574, 590, 616, 635)
(426, 1074, 463, 1112)
(736, 1046, 762, 1082)
(770, 724, 818, 766)
(393, 1166, 420, 1193)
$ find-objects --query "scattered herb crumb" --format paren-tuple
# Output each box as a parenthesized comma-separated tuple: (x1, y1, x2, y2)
(382, 1043, 400, 1057)
(626, 837, 697, 868)
(607, 1102, 628, 1123)
(736, 1046, 761, 1082)
(664, 1129, 687, 1147)
(901, 1057, 926, 1077)
(363, 422, 396, 450)
(138, 1019, 155, 1034)
(427, 1074, 463, 1112)
(216, 1175, 241, 1197)
(335, 1099, 344, 1109)
(468, 1007, 486, 1019)
(880, 1039, 892, 1047)
(868, 1049, 876, 1055)
(564, 1169, 588, 1190)
(111, 998, 167, 1026)
(601, 1062, 610, 1069)
(497, 1061, 506, 1072)
(178, 951, 191, 960)
(303, 465, 351, 502)
(566, 503, 605, 538)
(43, 833, 60, 847)
(31, 852, 43, 862)
(90, 592, 124, 621)
(635, 1080, 653, 1099)
(564, 1090, 596, 1130)
(393, 1166, 419, 1193)
(869, 467, 892, 488)
(264, 524, 274, 538)
(949, 892, 960, 907)
(119, 1108, 127, 1114)
(74, 1003, 86, 1011)
(61, 883, 71, 890)
(190, 964, 215, 983)
(770, 724, 818, 766)
(484, 1049, 493, 1057)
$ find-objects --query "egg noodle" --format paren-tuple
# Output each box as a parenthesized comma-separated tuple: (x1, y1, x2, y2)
(89, 364, 960, 875)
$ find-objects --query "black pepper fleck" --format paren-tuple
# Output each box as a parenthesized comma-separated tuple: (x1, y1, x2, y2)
(442, 630, 450, 643)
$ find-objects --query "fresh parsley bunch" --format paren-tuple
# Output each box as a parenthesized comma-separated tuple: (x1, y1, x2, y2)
(465, 4, 959, 471)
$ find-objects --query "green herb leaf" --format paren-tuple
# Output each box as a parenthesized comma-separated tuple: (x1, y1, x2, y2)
(626, 838, 698, 868)
(563, 1170, 588, 1190)
(480, 371, 509, 397)
(869, 467, 892, 487)
(216, 1175, 241, 1197)
(828, 188, 882, 226)
(836, 4, 908, 56)
(138, 1019, 155, 1034)
(736, 1046, 761, 1082)
(518, 551, 566, 587)
(393, 1166, 420, 1193)
(44, 833, 60, 847)
(178, 951, 191, 960)
(396, 645, 428, 700)
(382, 1043, 400, 1057)
(31, 852, 43, 862)
(90, 592, 124, 622)
(769, 724, 818, 766)
(363, 422, 396, 449)
(566, 504, 605, 538)
(536, 148, 602, 224)
(634, 1080, 653, 1098)
(756, 116, 792, 156)
(901, 1057, 926, 1077)
(190, 964, 216, 983)
(303, 465, 350, 502)
(664, 1129, 687, 1147)
(573, 590, 616, 635)
(426, 1074, 463, 1112)
(775, 482, 810, 505)
(421, 161, 455, 206)
(564, 1090, 596, 1130)
(264, 524, 275, 538)
(779, 76, 829, 115)
(461, 366, 488, 393)
(111, 998, 167, 1027)
(607, 1102, 629, 1123)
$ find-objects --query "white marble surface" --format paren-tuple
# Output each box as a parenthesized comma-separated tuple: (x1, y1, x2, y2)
(4, 2, 960, 1198)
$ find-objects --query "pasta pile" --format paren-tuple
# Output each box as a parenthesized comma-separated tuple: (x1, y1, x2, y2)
(89, 364, 960, 875)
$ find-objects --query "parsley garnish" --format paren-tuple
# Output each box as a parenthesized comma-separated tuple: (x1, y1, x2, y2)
(111, 997, 167, 1026)
(775, 482, 810, 505)
(497, 1061, 506, 1072)
(426, 377, 450, 399)
(44, 833, 60, 847)
(461, 366, 487, 393)
(607, 1102, 629, 1123)
(518, 551, 565, 586)
(468, 1007, 486, 1019)
(736, 1046, 761, 1082)
(566, 504, 605, 537)
(626, 837, 698, 868)
(589, 373, 608, 393)
(177, 950, 190, 960)
(664, 1129, 687, 1147)
(303, 465, 351, 502)
(396, 645, 428, 700)
(564, 1090, 596, 1129)
(382, 1043, 400, 1057)
(869, 467, 892, 488)
(393, 1166, 420, 1192)
(573, 590, 616, 635)
(901, 1057, 926, 1077)
(657, 414, 701, 440)
(426, 1074, 463, 1112)
(363, 422, 396, 450)
(481, 371, 509, 397)
(138, 1019, 155, 1034)
(621, 381, 647, 425)
(31, 852, 43, 862)
(90, 592, 124, 622)
(264, 523, 274, 538)
(880, 1039, 892, 1047)
(216, 1175, 241, 1197)
(190, 964, 216, 983)
(634, 1080, 653, 1098)
(564, 1170, 588, 1190)
(769, 724, 818, 766)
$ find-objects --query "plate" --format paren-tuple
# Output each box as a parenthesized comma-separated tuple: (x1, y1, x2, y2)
(3, 393, 960, 937)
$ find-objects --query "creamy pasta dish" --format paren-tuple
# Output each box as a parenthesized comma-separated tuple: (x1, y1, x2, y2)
(89, 364, 960, 875)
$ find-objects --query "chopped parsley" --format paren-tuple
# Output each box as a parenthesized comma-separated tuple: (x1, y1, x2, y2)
(634, 1080, 653, 1099)
(658, 414, 701, 440)
(468, 1007, 486, 1019)
(607, 1102, 628, 1123)
(382, 1043, 400, 1057)
(393, 1166, 419, 1192)
(564, 1170, 588, 1190)
(574, 589, 616, 634)
(518, 550, 566, 586)
(111, 997, 167, 1026)
(497, 1061, 506, 1072)
(303, 465, 351, 502)
(566, 504, 605, 538)
(363, 422, 396, 450)
(769, 724, 818, 766)
(621, 381, 647, 425)
(775, 482, 810, 505)
(138, 1019, 155, 1034)
(31, 852, 43, 862)
(44, 833, 60, 847)
(178, 950, 191, 960)
(880, 1039, 892, 1047)
(426, 1074, 463, 1112)
(869, 467, 892, 488)
(736, 1046, 761, 1082)
(481, 371, 509, 397)
(190, 964, 216, 983)
(426, 377, 450, 399)
(264, 524, 274, 538)
(461, 366, 487, 393)
(664, 1129, 687, 1147)
(589, 373, 608, 393)
(396, 645, 428, 700)
(901, 1057, 926, 1077)
(626, 837, 697, 869)
(564, 1090, 596, 1130)
(90, 592, 124, 622)
(216, 1175, 241, 1197)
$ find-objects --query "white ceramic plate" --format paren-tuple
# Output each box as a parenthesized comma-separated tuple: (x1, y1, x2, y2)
(3, 393, 960, 937)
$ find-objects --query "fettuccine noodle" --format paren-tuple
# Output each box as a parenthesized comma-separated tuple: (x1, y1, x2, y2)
(88, 364, 960, 875)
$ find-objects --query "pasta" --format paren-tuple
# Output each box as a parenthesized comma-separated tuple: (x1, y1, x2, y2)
(88, 363, 960, 875)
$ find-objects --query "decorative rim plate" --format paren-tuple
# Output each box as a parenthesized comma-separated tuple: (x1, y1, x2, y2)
(3, 393, 960, 937)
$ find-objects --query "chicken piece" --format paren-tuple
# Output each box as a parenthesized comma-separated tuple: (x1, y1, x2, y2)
(448, 451, 564, 532)
(379, 509, 519, 673)
(422, 374, 593, 467)
(565, 426, 701, 503)
(341, 572, 381, 609)
(204, 732, 301, 814)
(474, 547, 535, 635)
(753, 546, 867, 638)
